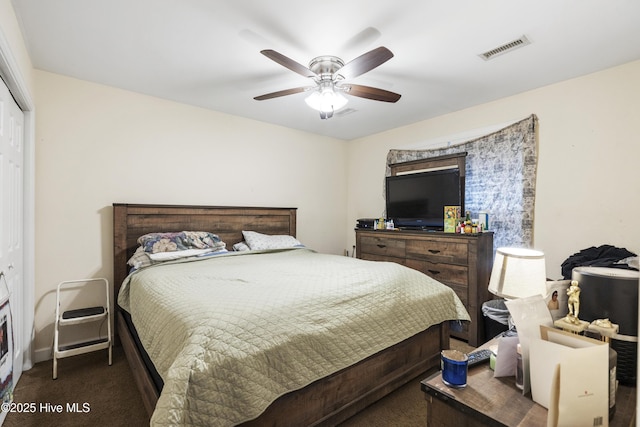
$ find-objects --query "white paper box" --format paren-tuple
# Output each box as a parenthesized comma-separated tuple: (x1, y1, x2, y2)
(529, 326, 609, 427)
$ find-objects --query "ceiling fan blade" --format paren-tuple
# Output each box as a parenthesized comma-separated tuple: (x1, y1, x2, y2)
(260, 50, 317, 78)
(335, 46, 394, 80)
(253, 86, 311, 101)
(341, 84, 401, 103)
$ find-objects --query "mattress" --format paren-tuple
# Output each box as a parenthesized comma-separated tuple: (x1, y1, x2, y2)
(118, 248, 469, 426)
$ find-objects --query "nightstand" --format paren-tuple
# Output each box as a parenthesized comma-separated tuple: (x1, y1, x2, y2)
(421, 361, 637, 426)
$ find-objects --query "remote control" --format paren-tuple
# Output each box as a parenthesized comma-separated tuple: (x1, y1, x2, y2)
(467, 348, 492, 367)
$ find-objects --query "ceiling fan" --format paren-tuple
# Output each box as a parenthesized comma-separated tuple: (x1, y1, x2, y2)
(254, 46, 401, 119)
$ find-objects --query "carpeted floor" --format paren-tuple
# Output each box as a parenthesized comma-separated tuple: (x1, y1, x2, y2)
(4, 339, 473, 426)
(3, 345, 148, 427)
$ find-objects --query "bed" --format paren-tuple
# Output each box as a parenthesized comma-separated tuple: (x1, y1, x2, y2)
(112, 203, 469, 426)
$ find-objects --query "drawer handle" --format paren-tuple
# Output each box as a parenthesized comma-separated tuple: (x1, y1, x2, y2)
(427, 269, 441, 275)
(428, 249, 441, 254)
(377, 244, 387, 249)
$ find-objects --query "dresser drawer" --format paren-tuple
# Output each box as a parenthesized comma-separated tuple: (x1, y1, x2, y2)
(406, 239, 468, 264)
(405, 259, 468, 287)
(359, 235, 406, 258)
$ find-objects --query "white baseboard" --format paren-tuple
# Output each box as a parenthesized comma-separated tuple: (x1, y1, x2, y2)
(34, 346, 52, 364)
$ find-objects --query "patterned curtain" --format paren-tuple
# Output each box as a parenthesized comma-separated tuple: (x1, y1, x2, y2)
(386, 114, 538, 250)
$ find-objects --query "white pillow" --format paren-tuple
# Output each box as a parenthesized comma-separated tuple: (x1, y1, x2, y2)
(127, 247, 226, 270)
(148, 248, 215, 261)
(242, 230, 303, 250)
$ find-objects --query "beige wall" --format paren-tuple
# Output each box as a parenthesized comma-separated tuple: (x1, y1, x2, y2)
(33, 71, 348, 358)
(346, 60, 640, 281)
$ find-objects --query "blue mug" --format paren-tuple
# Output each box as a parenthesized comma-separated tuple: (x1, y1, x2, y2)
(441, 349, 468, 388)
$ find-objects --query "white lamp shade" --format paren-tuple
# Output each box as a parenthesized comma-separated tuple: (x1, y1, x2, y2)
(488, 247, 547, 299)
(305, 85, 348, 113)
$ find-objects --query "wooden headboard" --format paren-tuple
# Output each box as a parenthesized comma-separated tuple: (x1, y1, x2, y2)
(112, 204, 297, 300)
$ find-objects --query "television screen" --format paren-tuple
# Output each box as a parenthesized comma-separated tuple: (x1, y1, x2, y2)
(385, 168, 462, 230)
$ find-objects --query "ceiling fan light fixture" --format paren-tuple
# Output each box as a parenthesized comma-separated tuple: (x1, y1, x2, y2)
(304, 85, 348, 114)
(256, 47, 399, 117)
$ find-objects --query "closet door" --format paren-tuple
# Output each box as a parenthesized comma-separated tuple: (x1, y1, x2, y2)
(0, 76, 24, 383)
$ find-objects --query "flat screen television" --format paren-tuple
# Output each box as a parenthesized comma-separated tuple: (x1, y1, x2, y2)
(385, 168, 463, 230)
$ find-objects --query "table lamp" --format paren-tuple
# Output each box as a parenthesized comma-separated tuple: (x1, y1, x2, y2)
(488, 247, 547, 299)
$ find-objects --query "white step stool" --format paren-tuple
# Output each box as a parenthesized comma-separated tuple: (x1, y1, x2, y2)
(53, 278, 112, 379)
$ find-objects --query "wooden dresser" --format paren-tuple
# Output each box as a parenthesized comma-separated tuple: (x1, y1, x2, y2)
(355, 229, 493, 347)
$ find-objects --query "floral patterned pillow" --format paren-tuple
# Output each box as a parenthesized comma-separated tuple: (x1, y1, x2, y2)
(137, 231, 226, 254)
(128, 246, 154, 269)
(242, 230, 303, 250)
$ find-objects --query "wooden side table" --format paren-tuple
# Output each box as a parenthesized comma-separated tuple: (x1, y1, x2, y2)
(421, 362, 636, 427)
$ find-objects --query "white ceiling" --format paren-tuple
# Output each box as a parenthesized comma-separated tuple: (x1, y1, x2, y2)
(11, 0, 640, 140)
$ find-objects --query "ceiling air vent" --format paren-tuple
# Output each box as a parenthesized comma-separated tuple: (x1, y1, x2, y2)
(335, 108, 357, 117)
(479, 35, 531, 61)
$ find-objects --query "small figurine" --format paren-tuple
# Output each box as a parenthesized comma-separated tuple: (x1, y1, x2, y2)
(564, 280, 581, 324)
(588, 318, 619, 342)
(593, 318, 613, 329)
